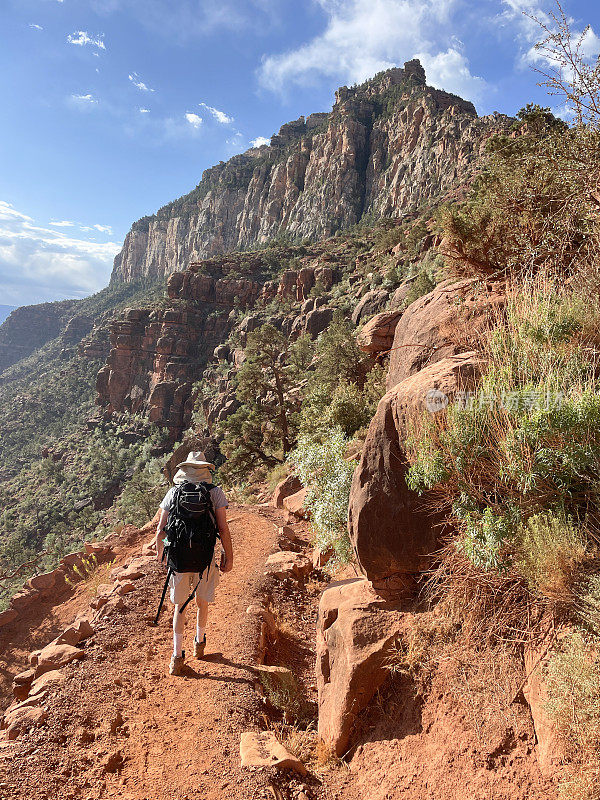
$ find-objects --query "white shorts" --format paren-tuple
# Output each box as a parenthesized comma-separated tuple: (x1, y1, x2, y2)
(169, 557, 220, 606)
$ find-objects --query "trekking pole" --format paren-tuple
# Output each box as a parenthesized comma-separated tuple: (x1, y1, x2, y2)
(153, 567, 172, 625)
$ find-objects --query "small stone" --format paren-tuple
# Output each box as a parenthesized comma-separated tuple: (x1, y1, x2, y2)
(264, 552, 312, 582)
(34, 644, 84, 678)
(4, 707, 48, 740)
(240, 731, 307, 776)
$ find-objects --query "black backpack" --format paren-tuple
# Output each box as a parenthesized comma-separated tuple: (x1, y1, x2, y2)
(163, 481, 220, 575)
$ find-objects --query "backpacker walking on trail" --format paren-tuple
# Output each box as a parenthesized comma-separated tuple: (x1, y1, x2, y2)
(154, 451, 233, 676)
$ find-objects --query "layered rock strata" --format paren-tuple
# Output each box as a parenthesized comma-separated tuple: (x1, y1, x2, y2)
(112, 61, 510, 284)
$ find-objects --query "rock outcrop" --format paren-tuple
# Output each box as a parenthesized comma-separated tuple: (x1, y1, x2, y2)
(95, 304, 230, 438)
(111, 62, 511, 284)
(348, 352, 482, 587)
(386, 278, 505, 389)
(316, 578, 408, 755)
(523, 638, 566, 776)
(356, 310, 403, 354)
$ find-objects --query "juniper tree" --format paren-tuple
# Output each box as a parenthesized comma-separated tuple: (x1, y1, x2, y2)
(219, 324, 313, 482)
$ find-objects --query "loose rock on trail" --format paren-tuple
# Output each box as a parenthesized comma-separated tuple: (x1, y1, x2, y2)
(0, 505, 314, 800)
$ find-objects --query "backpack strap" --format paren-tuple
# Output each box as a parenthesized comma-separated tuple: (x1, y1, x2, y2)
(179, 564, 210, 613)
(197, 481, 220, 538)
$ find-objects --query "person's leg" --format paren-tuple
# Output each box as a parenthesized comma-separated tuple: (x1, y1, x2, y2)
(173, 604, 185, 656)
(194, 561, 219, 657)
(196, 597, 208, 644)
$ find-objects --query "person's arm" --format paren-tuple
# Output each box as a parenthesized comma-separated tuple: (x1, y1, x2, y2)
(215, 507, 233, 573)
(155, 508, 169, 562)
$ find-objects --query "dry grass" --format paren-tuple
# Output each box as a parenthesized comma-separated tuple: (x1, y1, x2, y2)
(267, 722, 345, 773)
(65, 555, 116, 596)
(386, 609, 459, 691)
(545, 629, 600, 800)
(422, 545, 541, 647)
(517, 513, 590, 604)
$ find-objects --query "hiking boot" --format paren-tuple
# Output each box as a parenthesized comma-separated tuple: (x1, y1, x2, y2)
(169, 650, 185, 676)
(194, 635, 206, 659)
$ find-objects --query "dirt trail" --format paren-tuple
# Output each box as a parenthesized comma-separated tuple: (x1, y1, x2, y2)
(0, 504, 309, 800)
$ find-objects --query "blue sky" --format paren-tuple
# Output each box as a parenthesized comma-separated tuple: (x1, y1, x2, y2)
(1, 0, 599, 307)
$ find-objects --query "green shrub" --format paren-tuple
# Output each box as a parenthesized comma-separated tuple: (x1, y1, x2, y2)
(516, 513, 588, 600)
(290, 428, 355, 563)
(406, 283, 600, 578)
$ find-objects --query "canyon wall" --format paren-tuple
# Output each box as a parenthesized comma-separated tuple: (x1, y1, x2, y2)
(112, 61, 510, 284)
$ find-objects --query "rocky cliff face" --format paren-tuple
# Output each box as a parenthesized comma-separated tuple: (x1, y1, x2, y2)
(112, 61, 510, 284)
(93, 246, 347, 441)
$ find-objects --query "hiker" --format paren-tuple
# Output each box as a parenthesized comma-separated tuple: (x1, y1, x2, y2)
(155, 451, 233, 676)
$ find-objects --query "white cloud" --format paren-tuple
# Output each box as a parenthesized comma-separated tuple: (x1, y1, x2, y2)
(499, 1, 600, 72)
(185, 112, 203, 128)
(224, 130, 246, 157)
(70, 93, 98, 107)
(139, 107, 150, 113)
(67, 31, 106, 50)
(415, 47, 486, 102)
(0, 201, 120, 305)
(258, 0, 485, 103)
(250, 136, 270, 147)
(129, 72, 155, 92)
(29, 24, 43, 31)
(199, 102, 234, 124)
(50, 219, 113, 236)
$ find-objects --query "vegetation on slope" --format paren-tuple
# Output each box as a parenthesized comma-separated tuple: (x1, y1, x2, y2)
(404, 18, 600, 791)
(0, 277, 168, 606)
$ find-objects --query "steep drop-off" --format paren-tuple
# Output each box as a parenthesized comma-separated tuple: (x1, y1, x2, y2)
(112, 60, 510, 284)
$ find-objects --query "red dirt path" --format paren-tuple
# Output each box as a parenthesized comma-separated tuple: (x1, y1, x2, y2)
(0, 504, 321, 800)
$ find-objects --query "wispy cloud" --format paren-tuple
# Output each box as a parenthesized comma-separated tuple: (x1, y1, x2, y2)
(258, 0, 486, 103)
(223, 130, 247, 157)
(89, 0, 274, 43)
(93, 223, 113, 234)
(50, 220, 113, 236)
(185, 112, 203, 129)
(250, 136, 270, 147)
(29, 24, 43, 31)
(499, 1, 600, 71)
(67, 31, 106, 50)
(0, 201, 120, 305)
(129, 72, 155, 92)
(199, 102, 234, 124)
(70, 93, 98, 107)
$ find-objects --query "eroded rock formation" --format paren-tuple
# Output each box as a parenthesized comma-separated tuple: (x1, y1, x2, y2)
(111, 62, 511, 284)
(348, 352, 483, 588)
(386, 278, 505, 389)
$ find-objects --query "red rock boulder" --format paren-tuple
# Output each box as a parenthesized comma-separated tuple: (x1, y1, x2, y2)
(356, 310, 402, 354)
(271, 475, 302, 508)
(316, 578, 408, 756)
(348, 352, 482, 587)
(387, 278, 504, 390)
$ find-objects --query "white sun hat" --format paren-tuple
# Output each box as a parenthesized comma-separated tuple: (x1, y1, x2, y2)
(173, 451, 216, 485)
